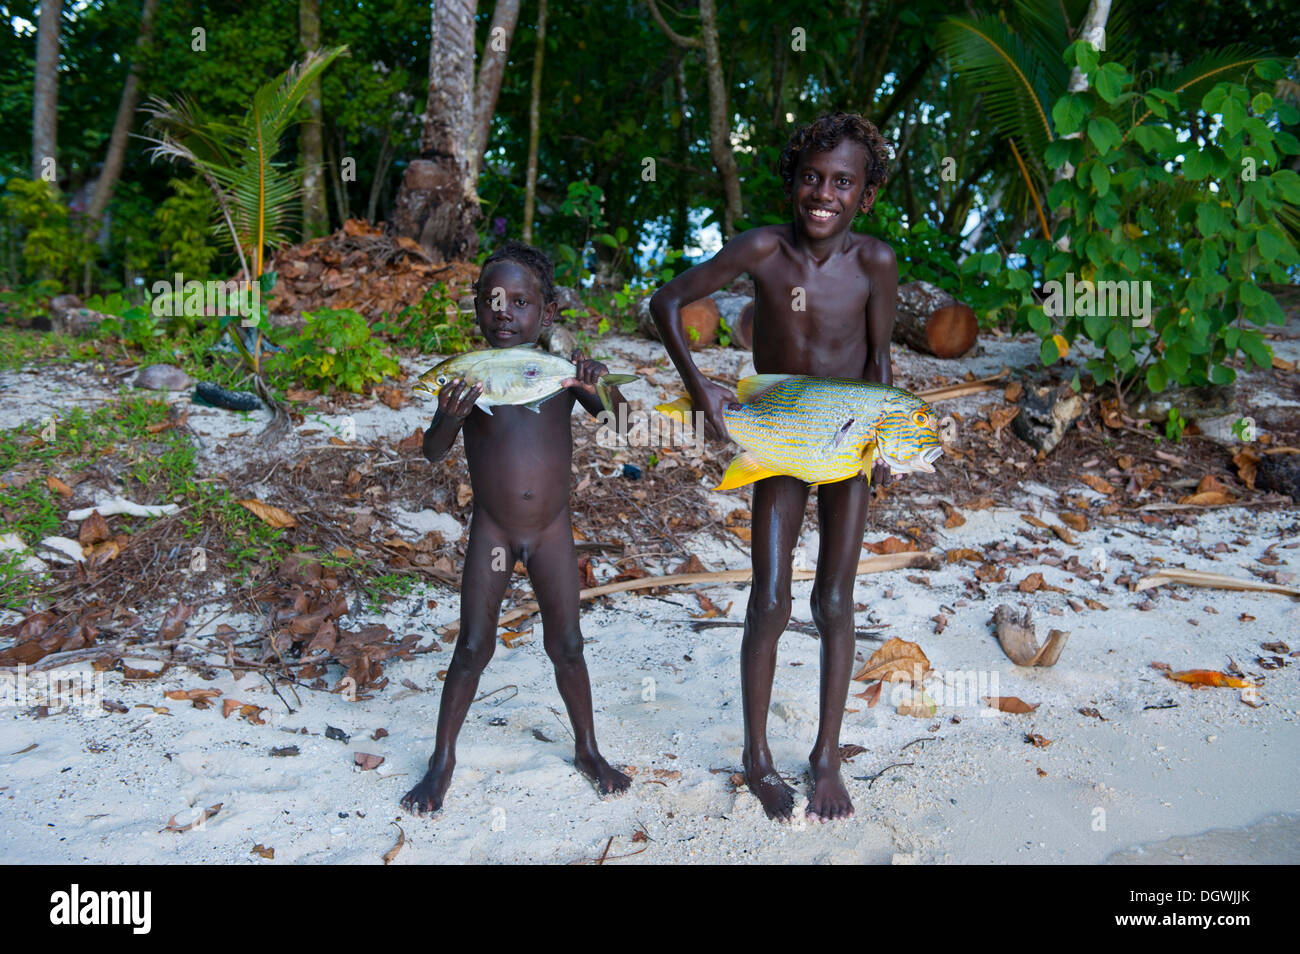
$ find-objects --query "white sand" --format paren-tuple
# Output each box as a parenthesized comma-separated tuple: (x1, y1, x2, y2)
(3, 331, 1298, 863)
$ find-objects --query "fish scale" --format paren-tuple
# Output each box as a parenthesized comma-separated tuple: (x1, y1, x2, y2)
(656, 374, 944, 490)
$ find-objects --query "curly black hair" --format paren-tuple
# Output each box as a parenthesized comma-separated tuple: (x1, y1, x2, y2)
(475, 240, 557, 304)
(778, 112, 892, 199)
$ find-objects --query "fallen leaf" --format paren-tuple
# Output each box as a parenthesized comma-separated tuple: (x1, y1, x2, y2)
(157, 602, 193, 640)
(896, 689, 937, 718)
(1233, 448, 1260, 489)
(237, 499, 298, 529)
(1078, 707, 1107, 720)
(46, 475, 73, 497)
(164, 688, 221, 709)
(456, 483, 473, 507)
(864, 536, 917, 555)
(1165, 669, 1251, 689)
(1079, 475, 1115, 495)
(1024, 733, 1052, 747)
(853, 682, 883, 707)
(1178, 490, 1234, 506)
(852, 637, 930, 683)
(838, 744, 868, 761)
(946, 547, 982, 563)
(984, 696, 1039, 713)
(354, 752, 385, 770)
(1059, 512, 1089, 532)
(251, 844, 274, 859)
(78, 510, 111, 546)
(1004, 381, 1024, 402)
(940, 501, 966, 528)
(729, 526, 753, 543)
(383, 823, 405, 865)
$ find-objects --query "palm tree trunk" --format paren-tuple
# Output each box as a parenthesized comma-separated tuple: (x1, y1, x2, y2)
(299, 0, 327, 238)
(31, 0, 63, 181)
(699, 0, 742, 238)
(391, 0, 480, 262)
(469, 0, 521, 183)
(522, 0, 547, 243)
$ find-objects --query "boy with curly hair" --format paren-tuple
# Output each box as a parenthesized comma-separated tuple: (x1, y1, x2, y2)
(650, 112, 896, 822)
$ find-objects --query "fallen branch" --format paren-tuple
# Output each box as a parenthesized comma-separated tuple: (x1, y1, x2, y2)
(1134, 568, 1300, 599)
(441, 551, 939, 638)
(992, 604, 1069, 667)
(915, 367, 1010, 403)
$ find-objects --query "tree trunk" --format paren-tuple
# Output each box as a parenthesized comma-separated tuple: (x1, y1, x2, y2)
(522, 0, 547, 243)
(367, 128, 395, 225)
(84, 0, 159, 237)
(893, 281, 979, 359)
(391, 0, 479, 262)
(31, 0, 63, 181)
(698, 0, 742, 238)
(669, 49, 689, 251)
(469, 0, 521, 183)
(299, 0, 327, 238)
(1050, 0, 1113, 249)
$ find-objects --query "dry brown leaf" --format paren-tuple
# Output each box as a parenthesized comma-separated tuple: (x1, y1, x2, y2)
(158, 602, 193, 640)
(1021, 514, 1050, 529)
(1025, 733, 1052, 747)
(1233, 448, 1259, 489)
(456, 483, 473, 507)
(1166, 669, 1251, 689)
(164, 688, 222, 709)
(78, 510, 111, 546)
(1004, 381, 1024, 402)
(251, 844, 274, 859)
(729, 526, 753, 543)
(1059, 512, 1089, 532)
(985, 696, 1039, 713)
(863, 536, 917, 555)
(852, 637, 930, 683)
(946, 547, 981, 563)
(1079, 474, 1115, 495)
(963, 496, 996, 510)
(838, 744, 868, 761)
(896, 689, 937, 718)
(383, 823, 405, 865)
(236, 499, 298, 529)
(940, 501, 966, 529)
(46, 475, 73, 497)
(354, 752, 385, 771)
(853, 682, 883, 707)
(1178, 490, 1234, 506)
(240, 704, 267, 725)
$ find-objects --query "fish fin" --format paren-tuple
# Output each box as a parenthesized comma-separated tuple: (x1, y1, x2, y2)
(714, 452, 780, 490)
(831, 417, 856, 448)
(861, 437, 877, 482)
(475, 398, 494, 416)
(593, 373, 635, 415)
(808, 474, 858, 488)
(736, 373, 796, 404)
(599, 373, 637, 387)
(524, 399, 544, 413)
(654, 395, 693, 423)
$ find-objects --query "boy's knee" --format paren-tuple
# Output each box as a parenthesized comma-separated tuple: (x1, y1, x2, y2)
(748, 590, 792, 627)
(544, 631, 585, 667)
(454, 633, 496, 669)
(810, 588, 852, 629)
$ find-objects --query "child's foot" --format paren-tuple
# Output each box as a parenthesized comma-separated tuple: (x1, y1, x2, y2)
(575, 749, 631, 797)
(400, 762, 453, 816)
(806, 763, 854, 821)
(743, 753, 796, 821)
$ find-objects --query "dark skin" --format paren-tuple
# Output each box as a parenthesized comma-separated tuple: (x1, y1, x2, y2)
(649, 138, 897, 822)
(401, 259, 632, 816)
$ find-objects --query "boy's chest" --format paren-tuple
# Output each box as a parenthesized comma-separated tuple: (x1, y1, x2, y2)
(752, 254, 873, 327)
(464, 395, 576, 450)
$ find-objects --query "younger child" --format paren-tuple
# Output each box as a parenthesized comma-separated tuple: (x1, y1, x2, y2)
(402, 241, 631, 815)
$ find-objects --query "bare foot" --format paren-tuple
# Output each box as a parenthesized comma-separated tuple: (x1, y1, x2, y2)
(807, 762, 854, 821)
(743, 752, 796, 821)
(401, 759, 454, 816)
(575, 749, 631, 798)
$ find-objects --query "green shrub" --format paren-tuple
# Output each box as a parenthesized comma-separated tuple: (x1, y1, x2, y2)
(269, 308, 399, 392)
(155, 175, 219, 279)
(0, 178, 93, 289)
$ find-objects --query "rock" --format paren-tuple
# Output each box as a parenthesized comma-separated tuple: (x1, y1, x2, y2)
(770, 700, 809, 724)
(711, 292, 753, 349)
(49, 293, 83, 329)
(37, 536, 85, 564)
(1256, 453, 1300, 501)
(554, 285, 584, 316)
(135, 363, 193, 391)
(1131, 383, 1236, 423)
(539, 322, 578, 357)
(0, 532, 48, 573)
(1012, 380, 1086, 454)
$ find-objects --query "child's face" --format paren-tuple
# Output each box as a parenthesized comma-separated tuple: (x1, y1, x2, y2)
(475, 260, 556, 348)
(789, 139, 877, 239)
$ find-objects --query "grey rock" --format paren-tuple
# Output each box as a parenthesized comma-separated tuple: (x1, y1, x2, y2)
(1257, 454, 1300, 501)
(1012, 380, 1086, 454)
(539, 322, 578, 356)
(554, 285, 584, 316)
(135, 363, 193, 391)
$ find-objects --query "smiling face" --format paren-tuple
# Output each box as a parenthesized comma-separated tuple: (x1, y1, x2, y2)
(789, 139, 878, 239)
(475, 260, 556, 348)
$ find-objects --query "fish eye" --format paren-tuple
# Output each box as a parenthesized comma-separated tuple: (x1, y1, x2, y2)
(436, 375, 447, 386)
(912, 411, 929, 426)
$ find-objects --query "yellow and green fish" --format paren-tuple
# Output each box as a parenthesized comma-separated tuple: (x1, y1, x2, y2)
(413, 346, 636, 416)
(656, 374, 943, 490)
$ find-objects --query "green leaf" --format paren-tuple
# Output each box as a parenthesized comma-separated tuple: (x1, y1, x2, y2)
(1145, 363, 1167, 393)
(1222, 95, 1246, 136)
(1090, 163, 1111, 196)
(1052, 95, 1090, 137)
(1095, 64, 1128, 103)
(1105, 325, 1131, 359)
(1251, 92, 1274, 114)
(1040, 337, 1061, 365)
(1087, 118, 1122, 155)
(1257, 227, 1287, 263)
(1195, 201, 1228, 235)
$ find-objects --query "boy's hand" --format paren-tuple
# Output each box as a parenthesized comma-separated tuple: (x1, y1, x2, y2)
(692, 378, 735, 443)
(438, 378, 482, 420)
(567, 349, 608, 393)
(870, 461, 891, 488)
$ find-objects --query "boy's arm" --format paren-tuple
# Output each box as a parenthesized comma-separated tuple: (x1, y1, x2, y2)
(649, 229, 774, 441)
(567, 350, 627, 436)
(863, 240, 898, 485)
(422, 379, 481, 463)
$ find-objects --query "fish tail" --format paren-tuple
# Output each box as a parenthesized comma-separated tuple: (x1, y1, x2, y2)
(654, 395, 693, 423)
(595, 373, 637, 415)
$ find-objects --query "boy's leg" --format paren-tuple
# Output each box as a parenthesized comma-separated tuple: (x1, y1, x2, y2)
(401, 513, 512, 815)
(526, 517, 630, 797)
(806, 474, 871, 821)
(741, 474, 809, 821)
